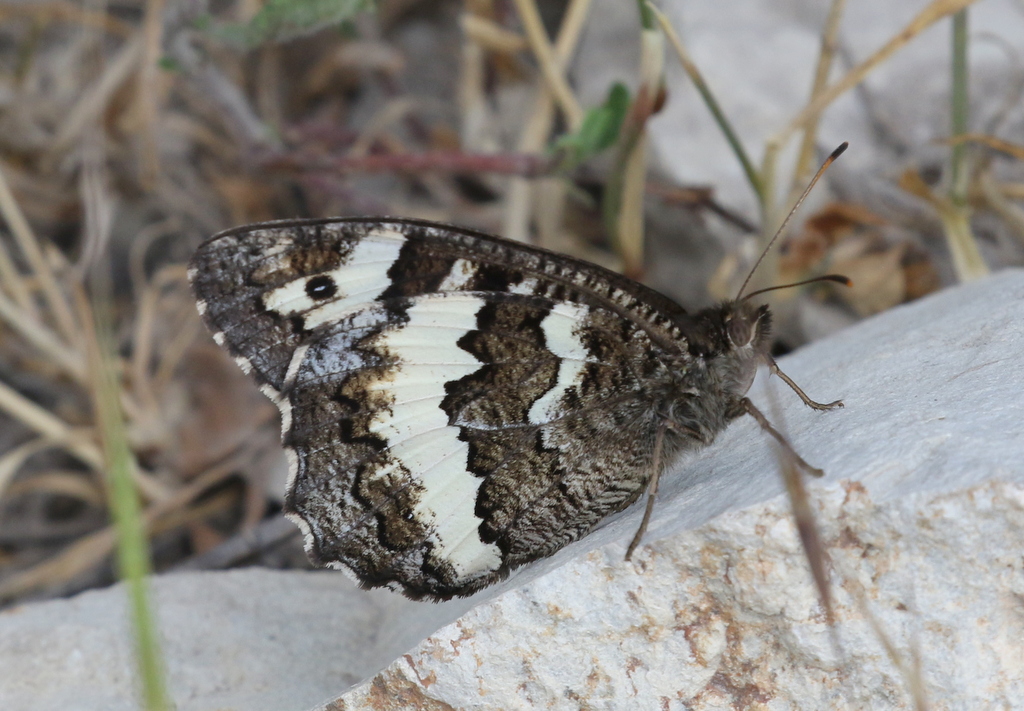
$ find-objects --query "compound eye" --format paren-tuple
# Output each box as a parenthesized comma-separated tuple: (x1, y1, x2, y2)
(727, 315, 753, 347)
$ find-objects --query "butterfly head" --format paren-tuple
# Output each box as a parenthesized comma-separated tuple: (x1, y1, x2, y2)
(683, 300, 771, 357)
(693, 300, 773, 400)
(723, 300, 771, 354)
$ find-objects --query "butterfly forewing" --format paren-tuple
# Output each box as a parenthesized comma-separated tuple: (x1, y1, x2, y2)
(189, 217, 697, 599)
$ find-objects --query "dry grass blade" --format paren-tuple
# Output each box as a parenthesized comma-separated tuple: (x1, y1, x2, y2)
(647, 2, 763, 210)
(899, 169, 988, 281)
(0, 445, 248, 602)
(147, 489, 239, 541)
(501, 0, 593, 245)
(346, 97, 419, 157)
(0, 289, 88, 382)
(136, 0, 168, 187)
(0, 380, 103, 469)
(762, 369, 842, 660)
(0, 163, 79, 346)
(787, 0, 847, 203)
(51, 36, 144, 156)
(610, 129, 649, 279)
(0, 2, 135, 37)
(130, 265, 191, 418)
(0, 225, 35, 316)
(5, 469, 106, 508)
(940, 207, 987, 281)
(460, 13, 528, 53)
(977, 171, 1024, 247)
(775, 0, 981, 145)
(778, 446, 838, 633)
(152, 305, 201, 392)
(944, 132, 1024, 160)
(0, 438, 52, 499)
(165, 26, 277, 149)
(458, 6, 490, 158)
(612, 21, 663, 279)
(77, 134, 113, 277)
(512, 0, 584, 131)
(171, 516, 299, 572)
(0, 526, 118, 603)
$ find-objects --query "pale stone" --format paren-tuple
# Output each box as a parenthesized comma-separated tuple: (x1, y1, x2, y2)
(333, 480, 1024, 710)
(0, 569, 431, 711)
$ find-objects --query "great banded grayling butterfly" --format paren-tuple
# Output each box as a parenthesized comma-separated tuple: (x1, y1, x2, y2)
(188, 149, 847, 600)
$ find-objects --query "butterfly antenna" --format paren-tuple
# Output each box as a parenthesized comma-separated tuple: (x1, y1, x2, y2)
(742, 274, 851, 301)
(735, 142, 849, 301)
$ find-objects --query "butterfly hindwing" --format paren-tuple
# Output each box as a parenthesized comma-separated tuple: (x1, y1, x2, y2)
(189, 217, 695, 599)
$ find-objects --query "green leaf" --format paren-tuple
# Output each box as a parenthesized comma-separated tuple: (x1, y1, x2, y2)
(157, 56, 181, 72)
(208, 0, 376, 50)
(551, 82, 630, 170)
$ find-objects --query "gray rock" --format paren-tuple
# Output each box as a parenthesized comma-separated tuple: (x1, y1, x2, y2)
(0, 569, 426, 711)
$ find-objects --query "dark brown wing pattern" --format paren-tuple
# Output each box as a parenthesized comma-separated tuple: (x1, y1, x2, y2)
(190, 217, 724, 599)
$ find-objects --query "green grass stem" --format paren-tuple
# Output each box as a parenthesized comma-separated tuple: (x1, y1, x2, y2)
(89, 267, 170, 711)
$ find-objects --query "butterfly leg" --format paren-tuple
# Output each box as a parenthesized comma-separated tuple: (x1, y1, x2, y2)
(740, 397, 824, 478)
(625, 424, 668, 561)
(766, 356, 843, 411)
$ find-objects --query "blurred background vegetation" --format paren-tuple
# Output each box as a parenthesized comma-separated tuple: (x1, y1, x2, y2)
(0, 0, 1019, 677)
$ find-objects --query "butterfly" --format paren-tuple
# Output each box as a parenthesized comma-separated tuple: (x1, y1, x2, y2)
(188, 215, 842, 600)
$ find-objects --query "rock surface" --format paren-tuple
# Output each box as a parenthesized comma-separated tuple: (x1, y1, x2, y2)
(0, 569, 421, 711)
(335, 480, 1024, 710)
